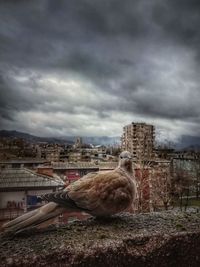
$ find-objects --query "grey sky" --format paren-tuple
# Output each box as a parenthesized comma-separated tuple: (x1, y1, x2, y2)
(0, 0, 200, 142)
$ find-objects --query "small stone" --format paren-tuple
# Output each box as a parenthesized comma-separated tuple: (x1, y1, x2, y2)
(6, 258, 13, 265)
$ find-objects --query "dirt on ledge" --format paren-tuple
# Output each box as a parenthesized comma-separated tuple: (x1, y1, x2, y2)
(1, 210, 200, 267)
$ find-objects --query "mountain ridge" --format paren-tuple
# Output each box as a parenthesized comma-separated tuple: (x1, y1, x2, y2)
(1, 130, 200, 149)
(0, 130, 120, 145)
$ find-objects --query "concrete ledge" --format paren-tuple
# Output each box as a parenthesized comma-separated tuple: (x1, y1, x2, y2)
(1, 210, 200, 267)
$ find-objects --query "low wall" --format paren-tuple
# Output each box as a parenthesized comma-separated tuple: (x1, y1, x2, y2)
(1, 210, 200, 266)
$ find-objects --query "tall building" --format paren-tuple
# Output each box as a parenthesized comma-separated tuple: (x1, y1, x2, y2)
(121, 122, 155, 160)
(74, 137, 83, 149)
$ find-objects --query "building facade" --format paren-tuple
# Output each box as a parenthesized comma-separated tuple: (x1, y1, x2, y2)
(121, 122, 155, 160)
(37, 161, 118, 184)
(0, 168, 64, 221)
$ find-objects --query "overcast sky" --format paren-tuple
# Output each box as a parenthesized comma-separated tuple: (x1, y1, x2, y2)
(0, 0, 200, 142)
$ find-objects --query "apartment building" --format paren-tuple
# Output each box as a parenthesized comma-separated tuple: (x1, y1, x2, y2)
(121, 122, 155, 160)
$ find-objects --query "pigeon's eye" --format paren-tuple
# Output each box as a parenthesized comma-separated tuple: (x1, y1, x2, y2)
(120, 156, 123, 159)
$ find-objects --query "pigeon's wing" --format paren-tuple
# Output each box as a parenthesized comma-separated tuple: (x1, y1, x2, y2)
(43, 169, 135, 216)
(78, 171, 99, 180)
(42, 171, 100, 210)
(42, 171, 104, 212)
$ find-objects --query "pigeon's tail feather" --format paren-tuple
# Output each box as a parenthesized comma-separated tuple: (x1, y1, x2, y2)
(2, 208, 39, 230)
(2, 202, 65, 234)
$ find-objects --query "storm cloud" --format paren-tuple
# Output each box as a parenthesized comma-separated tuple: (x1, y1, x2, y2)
(0, 0, 200, 142)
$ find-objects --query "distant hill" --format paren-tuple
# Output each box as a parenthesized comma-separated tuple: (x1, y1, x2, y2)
(1, 130, 200, 149)
(0, 130, 73, 144)
(0, 130, 120, 146)
(174, 135, 200, 151)
(64, 136, 121, 146)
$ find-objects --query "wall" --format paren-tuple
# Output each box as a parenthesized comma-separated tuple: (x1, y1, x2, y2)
(0, 191, 25, 209)
(1, 211, 200, 267)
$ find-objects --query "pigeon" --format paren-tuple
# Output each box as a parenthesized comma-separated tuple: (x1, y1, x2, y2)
(2, 151, 137, 233)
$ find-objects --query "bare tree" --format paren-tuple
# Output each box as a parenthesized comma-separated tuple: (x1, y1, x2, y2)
(134, 161, 152, 212)
(192, 159, 200, 199)
(151, 166, 172, 210)
(171, 166, 193, 211)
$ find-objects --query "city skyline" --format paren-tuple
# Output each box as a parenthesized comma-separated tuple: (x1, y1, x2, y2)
(1, 1, 200, 143)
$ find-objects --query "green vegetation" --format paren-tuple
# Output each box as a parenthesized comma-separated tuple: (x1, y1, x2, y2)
(188, 198, 200, 207)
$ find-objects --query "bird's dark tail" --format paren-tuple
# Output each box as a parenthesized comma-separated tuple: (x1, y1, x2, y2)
(1, 202, 65, 234)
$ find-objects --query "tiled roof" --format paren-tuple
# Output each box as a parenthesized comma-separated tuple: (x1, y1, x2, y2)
(98, 162, 118, 169)
(39, 161, 118, 170)
(0, 159, 48, 164)
(51, 162, 98, 169)
(0, 168, 65, 189)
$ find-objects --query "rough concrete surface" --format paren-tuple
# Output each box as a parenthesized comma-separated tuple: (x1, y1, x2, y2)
(0, 210, 200, 267)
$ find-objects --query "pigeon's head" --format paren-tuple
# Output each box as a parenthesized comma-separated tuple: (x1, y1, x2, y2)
(119, 151, 132, 160)
(119, 151, 132, 171)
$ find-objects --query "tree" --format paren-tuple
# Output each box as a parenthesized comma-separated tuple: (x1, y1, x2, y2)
(151, 165, 172, 211)
(134, 161, 152, 212)
(192, 159, 200, 199)
(171, 165, 193, 211)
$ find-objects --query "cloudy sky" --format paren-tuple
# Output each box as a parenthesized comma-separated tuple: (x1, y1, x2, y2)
(0, 0, 200, 142)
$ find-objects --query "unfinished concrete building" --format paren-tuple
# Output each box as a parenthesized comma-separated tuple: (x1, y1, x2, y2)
(121, 122, 155, 160)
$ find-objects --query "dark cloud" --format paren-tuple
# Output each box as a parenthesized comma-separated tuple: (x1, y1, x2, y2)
(153, 0, 200, 51)
(0, 0, 200, 140)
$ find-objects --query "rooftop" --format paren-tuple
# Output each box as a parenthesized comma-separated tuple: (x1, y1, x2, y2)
(38, 162, 118, 170)
(0, 168, 65, 190)
(0, 159, 48, 164)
